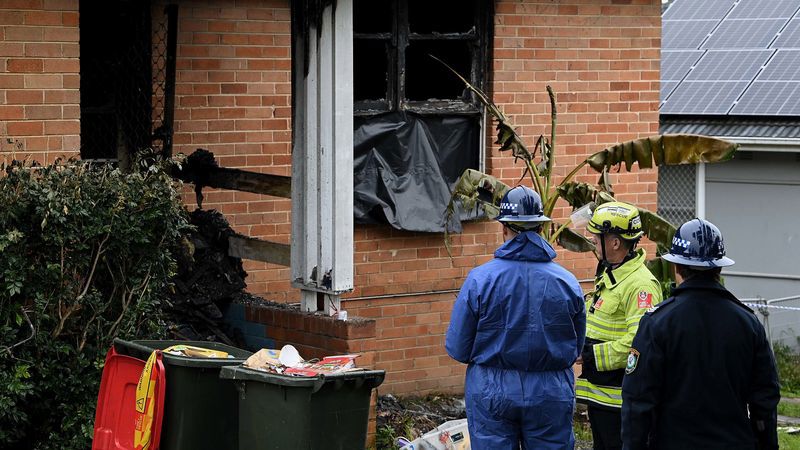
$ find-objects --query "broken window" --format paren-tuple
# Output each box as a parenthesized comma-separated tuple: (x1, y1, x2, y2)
(79, 0, 177, 162)
(353, 0, 491, 232)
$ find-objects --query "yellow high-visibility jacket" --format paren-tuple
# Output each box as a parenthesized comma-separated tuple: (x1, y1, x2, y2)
(576, 249, 662, 409)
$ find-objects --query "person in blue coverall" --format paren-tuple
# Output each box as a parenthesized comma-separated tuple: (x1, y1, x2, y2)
(446, 186, 586, 450)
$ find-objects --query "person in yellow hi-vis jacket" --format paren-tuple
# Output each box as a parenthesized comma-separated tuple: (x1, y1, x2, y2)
(575, 202, 662, 450)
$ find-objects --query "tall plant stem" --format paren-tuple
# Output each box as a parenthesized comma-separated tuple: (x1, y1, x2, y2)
(545, 86, 557, 195)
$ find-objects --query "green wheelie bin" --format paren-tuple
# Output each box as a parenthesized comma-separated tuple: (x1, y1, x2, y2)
(220, 365, 385, 449)
(114, 339, 252, 450)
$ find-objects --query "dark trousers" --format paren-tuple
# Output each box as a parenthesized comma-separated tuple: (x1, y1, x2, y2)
(587, 405, 622, 450)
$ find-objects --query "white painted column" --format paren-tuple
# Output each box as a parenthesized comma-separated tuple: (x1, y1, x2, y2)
(695, 162, 706, 219)
(291, 0, 354, 314)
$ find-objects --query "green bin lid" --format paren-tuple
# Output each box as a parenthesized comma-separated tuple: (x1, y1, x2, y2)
(219, 365, 385, 391)
(114, 339, 252, 368)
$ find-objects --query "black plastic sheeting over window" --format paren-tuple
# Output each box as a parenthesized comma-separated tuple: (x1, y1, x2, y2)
(354, 112, 479, 233)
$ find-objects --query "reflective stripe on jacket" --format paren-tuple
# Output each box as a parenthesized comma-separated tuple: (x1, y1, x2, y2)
(576, 249, 661, 409)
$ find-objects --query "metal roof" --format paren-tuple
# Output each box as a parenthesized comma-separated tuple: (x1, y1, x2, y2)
(660, 117, 800, 139)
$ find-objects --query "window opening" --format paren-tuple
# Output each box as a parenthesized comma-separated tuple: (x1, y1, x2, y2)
(79, 0, 177, 161)
(353, 0, 488, 115)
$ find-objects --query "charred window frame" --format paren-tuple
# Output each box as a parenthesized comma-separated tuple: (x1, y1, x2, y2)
(353, 0, 491, 115)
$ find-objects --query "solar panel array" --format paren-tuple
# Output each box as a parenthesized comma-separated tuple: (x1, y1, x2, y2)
(661, 0, 800, 115)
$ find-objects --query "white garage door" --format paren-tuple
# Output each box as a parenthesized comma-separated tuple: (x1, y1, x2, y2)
(705, 151, 800, 348)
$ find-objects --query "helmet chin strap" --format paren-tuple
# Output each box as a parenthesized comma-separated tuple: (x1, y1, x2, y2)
(596, 235, 617, 285)
(594, 235, 639, 285)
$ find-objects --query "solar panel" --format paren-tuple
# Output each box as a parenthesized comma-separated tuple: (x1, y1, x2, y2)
(662, 50, 705, 81)
(685, 50, 772, 81)
(661, 0, 800, 117)
(773, 19, 800, 48)
(661, 81, 679, 103)
(663, 20, 718, 49)
(728, 0, 800, 19)
(730, 81, 800, 115)
(702, 19, 787, 49)
(778, 91, 800, 114)
(661, 81, 749, 114)
(663, 0, 736, 20)
(758, 50, 800, 81)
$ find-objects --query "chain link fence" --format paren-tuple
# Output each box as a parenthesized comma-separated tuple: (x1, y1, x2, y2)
(657, 164, 696, 226)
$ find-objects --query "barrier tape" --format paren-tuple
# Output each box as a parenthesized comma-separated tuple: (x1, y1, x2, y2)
(742, 302, 800, 311)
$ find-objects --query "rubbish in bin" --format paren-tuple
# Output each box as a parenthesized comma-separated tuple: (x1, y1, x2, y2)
(243, 348, 283, 372)
(399, 419, 471, 450)
(284, 354, 360, 376)
(241, 344, 364, 376)
(161, 344, 233, 358)
(278, 344, 303, 367)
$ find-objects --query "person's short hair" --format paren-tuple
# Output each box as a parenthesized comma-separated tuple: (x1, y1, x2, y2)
(676, 264, 722, 281)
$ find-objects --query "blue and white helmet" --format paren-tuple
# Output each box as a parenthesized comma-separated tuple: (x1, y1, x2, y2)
(662, 218, 734, 268)
(496, 186, 550, 223)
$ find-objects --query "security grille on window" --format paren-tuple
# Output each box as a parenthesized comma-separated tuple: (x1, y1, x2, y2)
(657, 164, 696, 226)
(352, 0, 491, 232)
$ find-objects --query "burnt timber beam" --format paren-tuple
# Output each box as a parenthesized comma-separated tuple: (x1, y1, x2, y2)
(228, 235, 290, 267)
(175, 164, 291, 199)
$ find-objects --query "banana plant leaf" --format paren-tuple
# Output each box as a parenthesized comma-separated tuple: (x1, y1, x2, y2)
(586, 134, 738, 172)
(638, 207, 676, 252)
(556, 226, 596, 253)
(556, 182, 598, 210)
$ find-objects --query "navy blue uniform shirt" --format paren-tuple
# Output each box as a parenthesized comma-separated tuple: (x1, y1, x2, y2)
(621, 276, 780, 450)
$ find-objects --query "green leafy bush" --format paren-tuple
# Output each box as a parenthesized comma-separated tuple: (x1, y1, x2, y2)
(0, 158, 190, 449)
(774, 343, 800, 394)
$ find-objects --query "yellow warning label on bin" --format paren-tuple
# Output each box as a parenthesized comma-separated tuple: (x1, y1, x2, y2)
(134, 351, 158, 450)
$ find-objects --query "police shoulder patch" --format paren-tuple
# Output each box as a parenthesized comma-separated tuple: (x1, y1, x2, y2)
(625, 348, 640, 374)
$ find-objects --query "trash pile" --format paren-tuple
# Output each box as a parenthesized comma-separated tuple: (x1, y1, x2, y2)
(242, 344, 364, 377)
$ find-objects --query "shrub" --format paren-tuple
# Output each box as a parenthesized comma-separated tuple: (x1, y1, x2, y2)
(774, 343, 800, 394)
(0, 157, 191, 449)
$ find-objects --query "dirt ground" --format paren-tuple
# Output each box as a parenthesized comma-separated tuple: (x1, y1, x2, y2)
(376, 393, 593, 449)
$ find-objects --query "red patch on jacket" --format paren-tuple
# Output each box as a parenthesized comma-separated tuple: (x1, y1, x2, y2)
(637, 291, 653, 309)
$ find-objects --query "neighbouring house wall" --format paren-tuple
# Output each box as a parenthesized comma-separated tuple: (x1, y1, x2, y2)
(0, 0, 80, 162)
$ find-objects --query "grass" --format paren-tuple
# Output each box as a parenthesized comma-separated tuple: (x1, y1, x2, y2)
(780, 400, 800, 418)
(779, 429, 800, 449)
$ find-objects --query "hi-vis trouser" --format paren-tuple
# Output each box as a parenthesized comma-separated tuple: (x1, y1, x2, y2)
(576, 378, 622, 408)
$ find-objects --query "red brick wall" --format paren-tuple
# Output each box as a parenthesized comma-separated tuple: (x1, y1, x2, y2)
(166, 0, 659, 307)
(343, 0, 662, 394)
(11, 0, 661, 395)
(161, 0, 295, 296)
(0, 0, 80, 163)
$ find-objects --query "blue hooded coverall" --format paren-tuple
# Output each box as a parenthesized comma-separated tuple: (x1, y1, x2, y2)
(446, 231, 586, 450)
